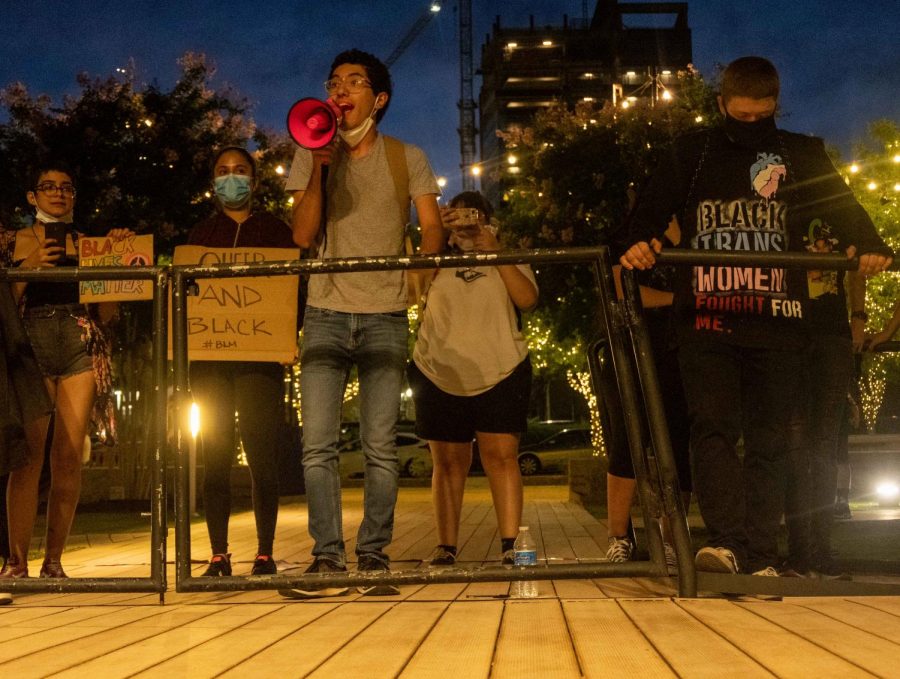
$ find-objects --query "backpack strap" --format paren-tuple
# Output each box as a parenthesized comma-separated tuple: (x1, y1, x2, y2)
(384, 134, 429, 306)
(383, 135, 411, 228)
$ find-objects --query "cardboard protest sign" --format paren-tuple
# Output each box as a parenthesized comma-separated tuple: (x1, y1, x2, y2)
(170, 245, 301, 362)
(79, 234, 155, 302)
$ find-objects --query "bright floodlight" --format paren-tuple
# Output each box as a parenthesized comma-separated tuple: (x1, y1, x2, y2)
(876, 481, 899, 500)
(430, 2, 441, 12)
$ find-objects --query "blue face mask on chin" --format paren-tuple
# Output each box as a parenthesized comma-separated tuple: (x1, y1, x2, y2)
(214, 174, 252, 209)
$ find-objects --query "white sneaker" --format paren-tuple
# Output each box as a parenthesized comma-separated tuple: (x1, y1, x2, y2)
(0, 592, 11, 606)
(751, 566, 780, 577)
(695, 546, 739, 574)
(606, 536, 634, 563)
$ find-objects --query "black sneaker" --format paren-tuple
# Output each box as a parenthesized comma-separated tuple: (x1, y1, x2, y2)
(201, 553, 232, 577)
(279, 557, 350, 599)
(501, 549, 515, 566)
(357, 553, 400, 596)
(250, 554, 277, 576)
(428, 546, 457, 567)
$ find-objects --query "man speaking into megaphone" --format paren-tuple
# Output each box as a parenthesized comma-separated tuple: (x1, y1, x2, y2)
(281, 49, 444, 600)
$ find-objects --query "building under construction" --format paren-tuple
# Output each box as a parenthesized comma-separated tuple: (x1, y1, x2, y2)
(477, 0, 693, 201)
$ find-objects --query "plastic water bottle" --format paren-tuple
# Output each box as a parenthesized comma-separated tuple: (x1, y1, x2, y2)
(511, 526, 538, 598)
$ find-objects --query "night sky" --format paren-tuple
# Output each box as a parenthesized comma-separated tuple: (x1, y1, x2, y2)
(3, 0, 898, 199)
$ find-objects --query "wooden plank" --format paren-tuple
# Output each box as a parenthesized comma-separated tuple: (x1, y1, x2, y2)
(678, 599, 873, 679)
(400, 601, 503, 678)
(620, 599, 774, 678)
(568, 536, 606, 560)
(461, 581, 510, 600)
(0, 607, 218, 675)
(562, 600, 676, 678)
(793, 598, 900, 644)
(551, 579, 608, 599)
(405, 583, 468, 602)
(492, 599, 581, 678)
(133, 605, 338, 677)
(50, 604, 281, 677)
(220, 602, 393, 677)
(0, 606, 79, 624)
(594, 578, 660, 598)
(846, 596, 900, 617)
(308, 601, 449, 678)
(740, 600, 900, 677)
(0, 606, 133, 649)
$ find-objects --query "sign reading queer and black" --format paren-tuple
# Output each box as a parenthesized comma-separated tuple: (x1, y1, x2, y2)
(79, 234, 155, 302)
(171, 246, 301, 362)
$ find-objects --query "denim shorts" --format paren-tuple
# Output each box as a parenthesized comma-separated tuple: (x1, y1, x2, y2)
(408, 356, 532, 442)
(23, 304, 93, 378)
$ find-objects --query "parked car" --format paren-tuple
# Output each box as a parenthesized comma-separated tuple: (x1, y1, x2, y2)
(516, 427, 595, 476)
(339, 432, 433, 478)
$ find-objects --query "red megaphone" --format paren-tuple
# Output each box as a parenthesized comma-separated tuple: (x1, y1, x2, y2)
(286, 98, 342, 149)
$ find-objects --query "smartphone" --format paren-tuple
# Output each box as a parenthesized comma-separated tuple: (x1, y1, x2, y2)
(447, 207, 481, 228)
(43, 222, 68, 247)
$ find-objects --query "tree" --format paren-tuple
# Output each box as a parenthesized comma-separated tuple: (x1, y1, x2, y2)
(839, 120, 900, 429)
(0, 54, 296, 498)
(498, 66, 720, 345)
(0, 53, 294, 247)
(493, 69, 719, 443)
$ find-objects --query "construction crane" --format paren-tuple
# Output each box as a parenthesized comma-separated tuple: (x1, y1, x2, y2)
(384, 2, 443, 68)
(383, 1, 477, 190)
(457, 0, 476, 190)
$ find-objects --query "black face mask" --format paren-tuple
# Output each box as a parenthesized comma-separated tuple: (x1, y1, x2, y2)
(723, 114, 777, 148)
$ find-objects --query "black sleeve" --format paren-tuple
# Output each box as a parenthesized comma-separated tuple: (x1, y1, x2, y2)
(626, 135, 698, 248)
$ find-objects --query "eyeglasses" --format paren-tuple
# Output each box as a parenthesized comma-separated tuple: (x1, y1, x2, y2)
(324, 76, 372, 95)
(35, 183, 76, 197)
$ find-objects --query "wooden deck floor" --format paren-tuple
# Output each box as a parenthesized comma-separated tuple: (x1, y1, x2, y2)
(2, 481, 899, 677)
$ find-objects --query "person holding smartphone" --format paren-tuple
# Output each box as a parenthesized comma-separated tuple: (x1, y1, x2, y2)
(0, 162, 131, 580)
(408, 191, 539, 566)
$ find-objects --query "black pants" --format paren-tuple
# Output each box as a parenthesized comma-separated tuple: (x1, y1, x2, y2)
(678, 340, 803, 573)
(785, 335, 853, 568)
(190, 361, 284, 556)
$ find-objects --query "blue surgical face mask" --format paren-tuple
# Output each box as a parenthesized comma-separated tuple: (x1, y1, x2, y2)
(214, 174, 252, 208)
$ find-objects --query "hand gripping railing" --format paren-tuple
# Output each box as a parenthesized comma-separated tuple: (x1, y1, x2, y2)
(0, 265, 169, 598)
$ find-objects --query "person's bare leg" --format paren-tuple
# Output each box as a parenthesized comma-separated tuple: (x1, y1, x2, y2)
(606, 473, 636, 538)
(475, 432, 522, 540)
(429, 441, 472, 547)
(44, 370, 95, 562)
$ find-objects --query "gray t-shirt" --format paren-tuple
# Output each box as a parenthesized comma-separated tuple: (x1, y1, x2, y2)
(286, 134, 440, 313)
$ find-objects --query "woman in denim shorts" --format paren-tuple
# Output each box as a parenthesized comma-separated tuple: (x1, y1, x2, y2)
(0, 163, 131, 580)
(409, 192, 539, 567)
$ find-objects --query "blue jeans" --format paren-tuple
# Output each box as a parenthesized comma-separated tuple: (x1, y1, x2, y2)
(300, 306, 408, 563)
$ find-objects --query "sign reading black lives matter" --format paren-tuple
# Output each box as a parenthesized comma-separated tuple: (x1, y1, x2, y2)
(171, 246, 301, 362)
(79, 234, 155, 302)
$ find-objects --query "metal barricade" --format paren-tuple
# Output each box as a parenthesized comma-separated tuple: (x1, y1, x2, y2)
(171, 247, 696, 594)
(0, 265, 168, 597)
(6, 247, 899, 600)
